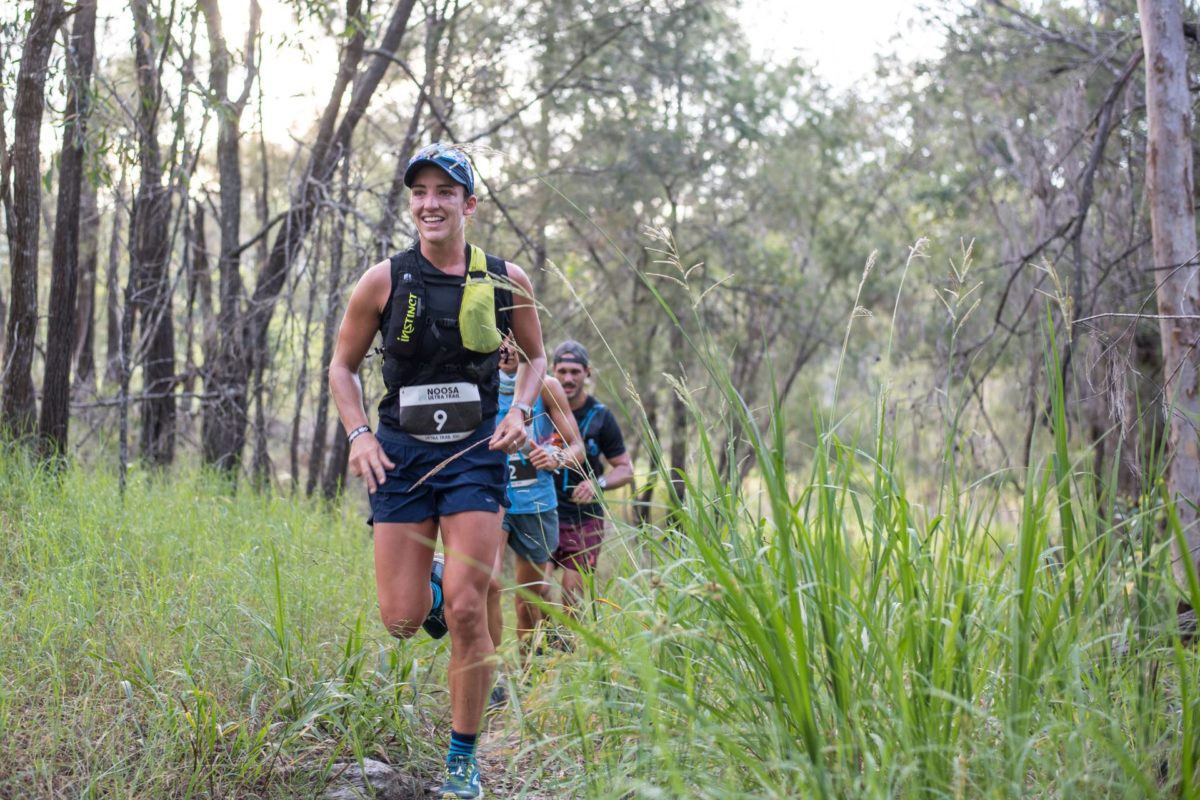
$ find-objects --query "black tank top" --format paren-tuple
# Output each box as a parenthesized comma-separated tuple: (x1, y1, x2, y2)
(377, 245, 512, 431)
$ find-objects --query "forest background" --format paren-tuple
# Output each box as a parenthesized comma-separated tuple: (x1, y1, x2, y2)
(3, 0, 1200, 797)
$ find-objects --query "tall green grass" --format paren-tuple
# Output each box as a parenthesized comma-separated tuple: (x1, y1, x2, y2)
(511, 243, 1200, 798)
(3, 238, 1198, 798)
(0, 459, 447, 798)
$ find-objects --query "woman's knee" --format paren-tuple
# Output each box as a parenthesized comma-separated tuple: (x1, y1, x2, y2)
(379, 600, 430, 640)
(444, 583, 487, 628)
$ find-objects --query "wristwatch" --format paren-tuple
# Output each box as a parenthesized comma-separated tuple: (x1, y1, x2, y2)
(512, 401, 534, 424)
(596, 475, 608, 491)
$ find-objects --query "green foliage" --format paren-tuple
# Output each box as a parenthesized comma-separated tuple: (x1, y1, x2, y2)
(5, 0, 1198, 794)
(4, 276, 1199, 796)
(508, 259, 1199, 797)
(0, 456, 444, 797)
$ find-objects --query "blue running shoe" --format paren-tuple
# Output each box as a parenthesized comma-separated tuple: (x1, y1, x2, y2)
(487, 681, 508, 712)
(438, 754, 483, 799)
(423, 553, 448, 639)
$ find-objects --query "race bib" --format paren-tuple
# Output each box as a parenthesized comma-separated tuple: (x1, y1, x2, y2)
(508, 451, 539, 487)
(396, 382, 482, 443)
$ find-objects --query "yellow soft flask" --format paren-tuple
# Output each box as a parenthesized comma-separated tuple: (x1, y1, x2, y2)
(459, 245, 502, 353)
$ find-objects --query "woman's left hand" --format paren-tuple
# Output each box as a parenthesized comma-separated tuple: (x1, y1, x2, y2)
(489, 409, 527, 453)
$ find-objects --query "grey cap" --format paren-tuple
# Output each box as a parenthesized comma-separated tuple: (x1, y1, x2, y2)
(552, 340, 590, 368)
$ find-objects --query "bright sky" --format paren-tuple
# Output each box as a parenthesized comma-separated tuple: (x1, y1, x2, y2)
(740, 0, 939, 91)
(207, 0, 936, 143)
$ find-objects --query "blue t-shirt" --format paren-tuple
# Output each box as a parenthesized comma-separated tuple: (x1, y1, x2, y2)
(497, 375, 558, 515)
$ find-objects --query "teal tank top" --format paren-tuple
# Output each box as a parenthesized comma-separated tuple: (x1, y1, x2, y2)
(497, 372, 558, 514)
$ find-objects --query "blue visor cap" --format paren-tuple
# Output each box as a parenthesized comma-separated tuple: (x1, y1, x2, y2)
(403, 143, 476, 196)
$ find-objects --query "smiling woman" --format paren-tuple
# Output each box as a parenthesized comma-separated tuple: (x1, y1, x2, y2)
(326, 141, 547, 799)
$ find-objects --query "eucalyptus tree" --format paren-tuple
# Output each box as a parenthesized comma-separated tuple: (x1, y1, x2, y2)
(869, 0, 1177, 485)
(1137, 0, 1200, 586)
(483, 0, 876, 485)
(2, 0, 62, 439)
(126, 0, 180, 466)
(39, 0, 98, 458)
(197, 0, 261, 472)
(71, 178, 100, 391)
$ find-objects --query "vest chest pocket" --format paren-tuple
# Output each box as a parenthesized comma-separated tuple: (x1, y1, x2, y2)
(396, 382, 482, 443)
(459, 245, 502, 354)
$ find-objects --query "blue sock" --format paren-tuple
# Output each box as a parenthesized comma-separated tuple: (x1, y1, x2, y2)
(447, 730, 477, 762)
(430, 581, 443, 610)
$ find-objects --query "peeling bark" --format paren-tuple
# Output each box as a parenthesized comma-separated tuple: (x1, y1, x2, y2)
(1138, 0, 1200, 584)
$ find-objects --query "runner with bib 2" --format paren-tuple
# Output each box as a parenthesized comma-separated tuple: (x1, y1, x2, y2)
(328, 142, 547, 800)
(485, 340, 585, 657)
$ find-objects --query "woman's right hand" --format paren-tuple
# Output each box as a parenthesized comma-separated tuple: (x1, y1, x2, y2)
(349, 434, 396, 493)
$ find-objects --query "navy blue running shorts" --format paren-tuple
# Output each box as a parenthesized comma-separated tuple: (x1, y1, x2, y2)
(503, 510, 559, 564)
(367, 419, 510, 525)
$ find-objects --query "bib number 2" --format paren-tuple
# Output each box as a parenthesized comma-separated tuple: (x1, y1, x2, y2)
(508, 452, 539, 487)
(396, 382, 482, 443)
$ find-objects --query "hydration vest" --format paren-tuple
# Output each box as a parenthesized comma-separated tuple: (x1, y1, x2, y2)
(381, 243, 511, 392)
(560, 400, 608, 495)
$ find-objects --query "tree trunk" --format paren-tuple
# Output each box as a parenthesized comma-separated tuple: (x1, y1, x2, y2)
(0, 278, 6, 364)
(251, 354, 271, 491)
(73, 174, 100, 391)
(309, 155, 353, 496)
(322, 418, 351, 500)
(0, 42, 11, 363)
(104, 184, 125, 386)
(2, 0, 62, 439)
(1138, 0, 1200, 587)
(130, 1, 176, 466)
(291, 222, 325, 494)
(118, 261, 135, 497)
(39, 0, 97, 458)
(668, 303, 687, 501)
(198, 0, 260, 474)
(635, 394, 659, 527)
(185, 200, 215, 402)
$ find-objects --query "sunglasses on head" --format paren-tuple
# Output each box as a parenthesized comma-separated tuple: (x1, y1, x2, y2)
(408, 143, 475, 194)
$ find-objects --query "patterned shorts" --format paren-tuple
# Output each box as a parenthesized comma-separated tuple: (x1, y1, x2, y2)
(551, 516, 606, 573)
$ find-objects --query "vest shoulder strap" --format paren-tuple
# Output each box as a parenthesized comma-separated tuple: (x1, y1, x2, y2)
(468, 244, 488, 276)
(579, 401, 607, 438)
(389, 247, 423, 288)
(384, 247, 425, 363)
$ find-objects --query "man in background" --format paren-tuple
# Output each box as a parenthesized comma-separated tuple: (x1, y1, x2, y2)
(548, 340, 634, 613)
